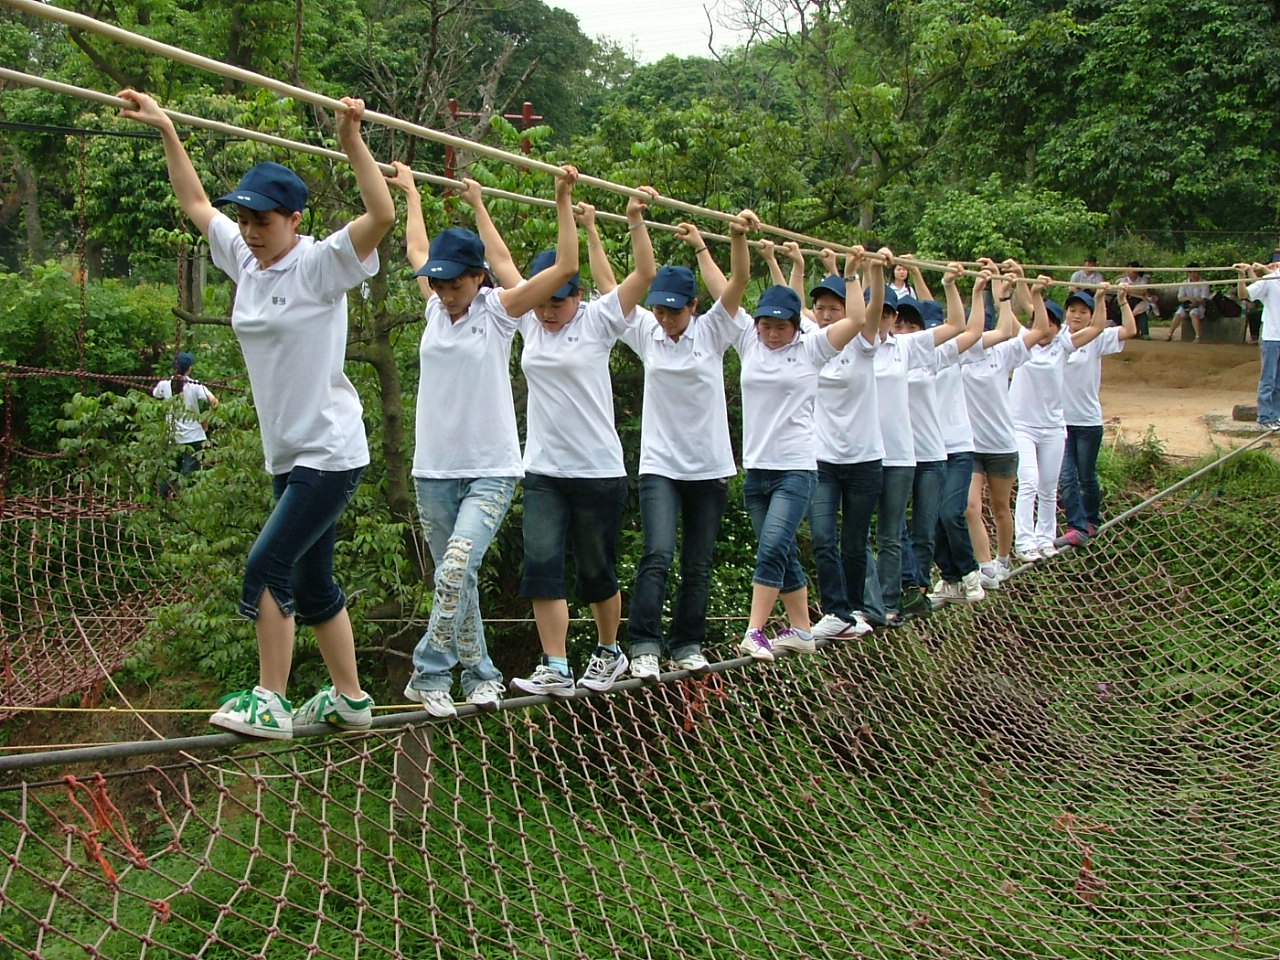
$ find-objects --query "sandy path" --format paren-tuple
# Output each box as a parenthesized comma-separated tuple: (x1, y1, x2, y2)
(1100, 339, 1265, 457)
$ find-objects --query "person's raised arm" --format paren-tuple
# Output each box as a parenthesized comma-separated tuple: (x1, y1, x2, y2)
(1236, 262, 1257, 302)
(1112, 281, 1138, 341)
(385, 162, 433, 298)
(498, 165, 581, 317)
(1071, 278, 1110, 348)
(822, 277, 868, 352)
(116, 90, 217, 237)
(1020, 275, 1052, 348)
(1001, 258, 1033, 319)
(577, 202, 617, 295)
(758, 239, 786, 285)
(954, 267, 990, 353)
(721, 209, 758, 316)
(979, 260, 1012, 347)
(336, 97, 395, 262)
(906, 256, 932, 302)
(868, 247, 890, 340)
(782, 242, 807, 305)
(679, 222, 726, 301)
(931, 262, 966, 346)
(843, 247, 874, 345)
(455, 177, 522, 290)
(612, 186, 659, 315)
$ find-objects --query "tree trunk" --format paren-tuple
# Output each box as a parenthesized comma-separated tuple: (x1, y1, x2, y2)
(15, 160, 43, 265)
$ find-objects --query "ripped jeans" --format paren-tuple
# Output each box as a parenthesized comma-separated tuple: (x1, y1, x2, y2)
(409, 476, 516, 695)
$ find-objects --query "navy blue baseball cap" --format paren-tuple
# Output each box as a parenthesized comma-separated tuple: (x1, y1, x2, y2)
(1065, 290, 1095, 310)
(213, 161, 308, 213)
(529, 249, 580, 300)
(1045, 299, 1065, 325)
(894, 294, 924, 326)
(416, 228, 486, 280)
(810, 274, 847, 302)
(865, 284, 899, 311)
(918, 299, 944, 329)
(174, 351, 194, 373)
(645, 265, 698, 308)
(754, 285, 802, 321)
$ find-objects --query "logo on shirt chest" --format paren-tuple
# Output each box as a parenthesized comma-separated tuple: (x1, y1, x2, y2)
(271, 296, 287, 306)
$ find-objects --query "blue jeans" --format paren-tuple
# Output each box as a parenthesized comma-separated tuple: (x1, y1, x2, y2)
(809, 460, 882, 620)
(628, 475, 728, 659)
(743, 469, 815, 591)
(901, 460, 946, 590)
(933, 452, 978, 582)
(1259, 341, 1280, 424)
(520, 473, 627, 602)
(1059, 425, 1105, 534)
(866, 465, 914, 616)
(409, 476, 516, 695)
(241, 465, 364, 626)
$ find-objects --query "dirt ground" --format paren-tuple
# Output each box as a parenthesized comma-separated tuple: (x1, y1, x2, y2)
(1100, 336, 1267, 457)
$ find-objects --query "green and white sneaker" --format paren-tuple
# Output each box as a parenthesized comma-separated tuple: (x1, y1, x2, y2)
(293, 685, 374, 730)
(210, 686, 293, 740)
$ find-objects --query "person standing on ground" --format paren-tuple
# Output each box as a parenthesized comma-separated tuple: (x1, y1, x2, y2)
(119, 90, 394, 739)
(152, 350, 218, 498)
(1236, 253, 1280, 429)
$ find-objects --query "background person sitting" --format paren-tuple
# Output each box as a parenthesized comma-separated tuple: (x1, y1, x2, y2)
(1069, 256, 1104, 292)
(1167, 265, 1209, 342)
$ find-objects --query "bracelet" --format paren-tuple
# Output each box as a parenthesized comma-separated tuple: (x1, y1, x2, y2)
(999, 295, 1012, 302)
(693, 245, 708, 254)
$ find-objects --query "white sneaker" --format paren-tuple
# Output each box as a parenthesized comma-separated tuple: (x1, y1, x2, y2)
(1014, 547, 1042, 563)
(959, 570, 986, 602)
(772, 627, 815, 654)
(811, 613, 871, 639)
(670, 652, 710, 675)
(210, 686, 293, 739)
(927, 580, 961, 608)
(846, 613, 875, 636)
(1039, 543, 1059, 558)
(403, 684, 458, 719)
(293, 685, 373, 730)
(737, 627, 774, 662)
(511, 664, 576, 698)
(466, 680, 504, 712)
(630, 654, 662, 683)
(996, 557, 1015, 581)
(578, 648, 629, 692)
(979, 565, 1002, 590)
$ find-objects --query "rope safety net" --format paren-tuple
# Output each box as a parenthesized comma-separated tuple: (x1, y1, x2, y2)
(2, 441, 1280, 958)
(6, 2, 1280, 957)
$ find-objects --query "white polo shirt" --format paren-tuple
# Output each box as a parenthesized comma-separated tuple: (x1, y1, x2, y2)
(935, 339, 983, 455)
(519, 290, 632, 478)
(1009, 328, 1077, 431)
(208, 214, 374, 475)
(738, 320, 838, 470)
(1063, 326, 1124, 427)
(962, 337, 1029, 454)
(152, 379, 214, 445)
(413, 286, 523, 479)
(815, 331, 882, 465)
(620, 300, 746, 480)
(1247, 275, 1280, 342)
(906, 353, 946, 464)
(874, 329, 935, 468)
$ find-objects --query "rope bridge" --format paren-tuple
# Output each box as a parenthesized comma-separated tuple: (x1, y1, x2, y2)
(3, 438, 1280, 959)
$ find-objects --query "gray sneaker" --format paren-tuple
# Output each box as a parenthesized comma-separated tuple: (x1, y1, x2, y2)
(578, 648, 630, 692)
(403, 684, 457, 719)
(773, 627, 815, 654)
(466, 680, 504, 712)
(630, 654, 662, 683)
(670, 651, 710, 676)
(511, 664, 576, 698)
